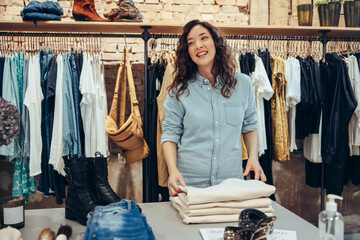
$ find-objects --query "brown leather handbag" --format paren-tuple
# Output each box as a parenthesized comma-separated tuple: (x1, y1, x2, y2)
(105, 49, 149, 164)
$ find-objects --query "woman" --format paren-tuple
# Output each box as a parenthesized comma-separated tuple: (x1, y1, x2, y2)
(162, 20, 266, 196)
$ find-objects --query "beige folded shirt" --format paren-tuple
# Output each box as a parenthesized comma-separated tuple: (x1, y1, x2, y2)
(179, 178, 276, 205)
(175, 194, 272, 210)
(170, 196, 273, 216)
(172, 202, 274, 224)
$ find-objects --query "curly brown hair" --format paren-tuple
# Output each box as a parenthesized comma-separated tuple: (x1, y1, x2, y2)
(168, 19, 236, 100)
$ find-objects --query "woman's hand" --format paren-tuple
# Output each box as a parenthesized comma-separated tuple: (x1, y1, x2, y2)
(243, 157, 267, 182)
(168, 169, 186, 196)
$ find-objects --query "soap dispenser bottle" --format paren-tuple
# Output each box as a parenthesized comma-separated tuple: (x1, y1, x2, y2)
(319, 194, 344, 240)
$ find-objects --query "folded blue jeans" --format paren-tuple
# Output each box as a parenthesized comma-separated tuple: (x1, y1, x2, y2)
(84, 200, 156, 240)
(21, 1, 63, 15)
(22, 12, 61, 21)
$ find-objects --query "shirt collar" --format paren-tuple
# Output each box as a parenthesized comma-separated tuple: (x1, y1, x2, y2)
(195, 71, 222, 88)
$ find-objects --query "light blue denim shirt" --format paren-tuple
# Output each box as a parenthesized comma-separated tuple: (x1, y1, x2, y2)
(161, 72, 258, 188)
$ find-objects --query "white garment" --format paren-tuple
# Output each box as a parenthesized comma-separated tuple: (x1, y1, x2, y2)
(249, 55, 274, 156)
(176, 194, 272, 210)
(303, 113, 323, 163)
(92, 56, 108, 156)
(24, 55, 43, 176)
(49, 55, 65, 175)
(171, 202, 274, 224)
(345, 56, 360, 156)
(179, 178, 276, 205)
(80, 53, 96, 157)
(285, 57, 301, 152)
(93, 56, 108, 157)
(171, 196, 273, 216)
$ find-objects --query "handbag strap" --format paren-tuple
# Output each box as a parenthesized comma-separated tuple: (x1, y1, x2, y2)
(108, 60, 124, 123)
(124, 49, 142, 124)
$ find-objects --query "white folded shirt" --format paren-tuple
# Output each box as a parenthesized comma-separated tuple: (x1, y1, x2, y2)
(179, 178, 276, 205)
(174, 194, 272, 210)
(171, 196, 273, 216)
(171, 202, 274, 224)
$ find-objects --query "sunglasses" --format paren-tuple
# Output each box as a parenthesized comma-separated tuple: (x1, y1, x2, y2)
(224, 208, 277, 240)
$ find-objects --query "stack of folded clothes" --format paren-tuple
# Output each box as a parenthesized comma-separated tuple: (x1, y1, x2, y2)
(21, 1, 63, 21)
(170, 178, 276, 224)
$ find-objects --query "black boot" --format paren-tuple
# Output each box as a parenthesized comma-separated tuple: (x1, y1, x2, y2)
(88, 152, 121, 205)
(63, 156, 98, 225)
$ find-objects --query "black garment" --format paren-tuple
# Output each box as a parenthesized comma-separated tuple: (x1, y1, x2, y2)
(240, 52, 255, 76)
(295, 57, 322, 140)
(74, 51, 85, 155)
(305, 160, 322, 188)
(321, 53, 357, 195)
(38, 50, 54, 196)
(46, 55, 66, 205)
(345, 156, 360, 186)
(257, 49, 275, 201)
(0, 57, 4, 97)
(143, 59, 165, 202)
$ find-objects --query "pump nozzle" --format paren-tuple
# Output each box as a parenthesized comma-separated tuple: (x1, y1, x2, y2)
(326, 194, 343, 212)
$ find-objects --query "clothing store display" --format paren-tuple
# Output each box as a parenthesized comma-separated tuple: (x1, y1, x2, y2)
(72, 0, 108, 21)
(104, 0, 143, 22)
(63, 155, 98, 226)
(21, 1, 63, 21)
(84, 200, 155, 240)
(0, 97, 20, 147)
(162, 73, 258, 188)
(106, 49, 149, 164)
(88, 152, 120, 205)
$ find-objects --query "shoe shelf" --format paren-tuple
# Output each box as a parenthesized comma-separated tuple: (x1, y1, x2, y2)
(0, 20, 360, 38)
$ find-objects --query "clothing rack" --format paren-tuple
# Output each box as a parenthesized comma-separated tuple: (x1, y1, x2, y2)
(0, 24, 359, 210)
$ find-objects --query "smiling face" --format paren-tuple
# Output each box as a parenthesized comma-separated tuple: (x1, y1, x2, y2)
(187, 24, 216, 73)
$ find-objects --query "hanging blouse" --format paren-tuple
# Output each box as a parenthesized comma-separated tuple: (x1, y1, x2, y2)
(285, 57, 301, 152)
(270, 54, 289, 162)
(249, 54, 274, 156)
(345, 55, 360, 156)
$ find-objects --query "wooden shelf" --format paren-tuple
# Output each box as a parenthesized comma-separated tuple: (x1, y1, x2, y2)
(0, 21, 359, 38)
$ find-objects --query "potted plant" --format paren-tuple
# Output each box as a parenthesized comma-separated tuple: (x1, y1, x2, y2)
(315, 0, 342, 26)
(297, 4, 313, 26)
(344, 0, 356, 27)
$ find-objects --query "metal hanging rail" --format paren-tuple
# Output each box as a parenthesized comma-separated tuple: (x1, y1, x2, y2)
(1, 28, 359, 206)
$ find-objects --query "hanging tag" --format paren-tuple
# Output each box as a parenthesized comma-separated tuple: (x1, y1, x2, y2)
(156, 78, 160, 91)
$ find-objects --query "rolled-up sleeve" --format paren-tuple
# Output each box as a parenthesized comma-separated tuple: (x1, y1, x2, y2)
(242, 77, 258, 133)
(161, 93, 185, 145)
